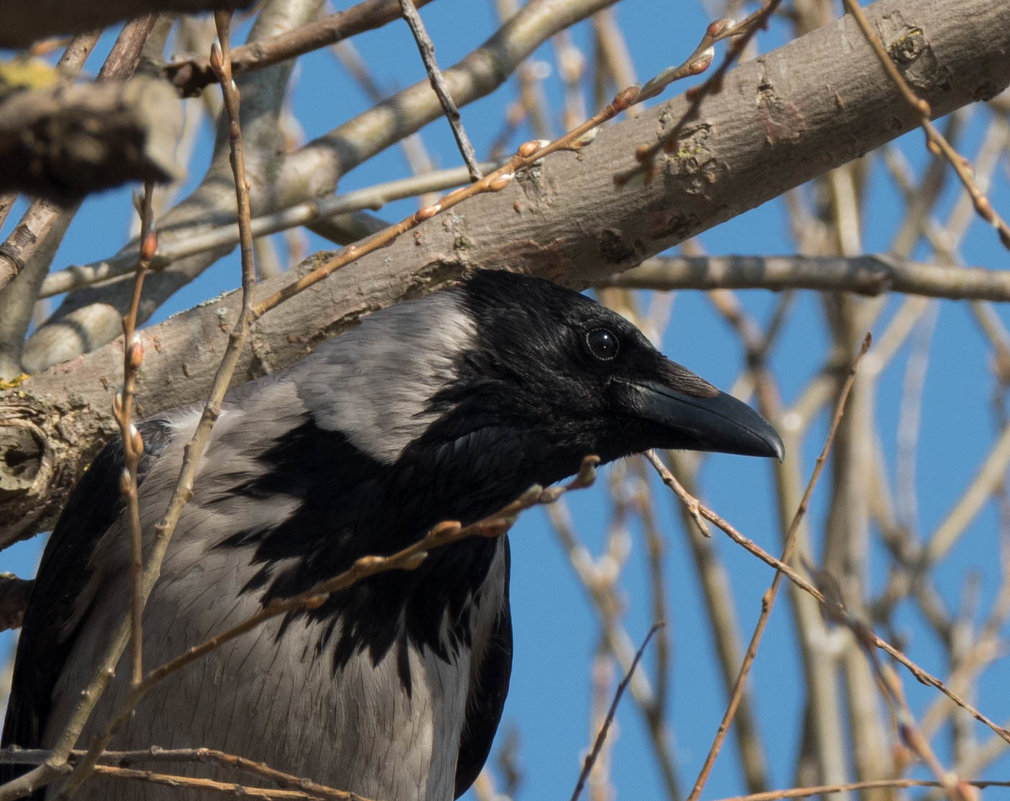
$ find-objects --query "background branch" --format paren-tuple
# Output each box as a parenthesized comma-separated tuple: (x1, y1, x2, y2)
(603, 255, 1010, 301)
(164, 0, 436, 96)
(0, 0, 253, 48)
(0, 78, 182, 201)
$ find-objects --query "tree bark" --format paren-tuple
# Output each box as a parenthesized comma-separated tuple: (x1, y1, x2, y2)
(1, 0, 1008, 546)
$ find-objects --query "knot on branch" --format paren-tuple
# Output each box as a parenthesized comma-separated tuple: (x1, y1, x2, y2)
(0, 409, 48, 500)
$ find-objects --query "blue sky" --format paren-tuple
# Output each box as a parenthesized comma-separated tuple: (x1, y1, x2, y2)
(4, 1, 1010, 799)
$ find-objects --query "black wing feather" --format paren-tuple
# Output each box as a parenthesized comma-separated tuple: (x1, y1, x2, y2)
(0, 419, 172, 785)
(454, 540, 513, 799)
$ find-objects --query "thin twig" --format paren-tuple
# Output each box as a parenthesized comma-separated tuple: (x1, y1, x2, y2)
(114, 182, 156, 689)
(685, 333, 871, 801)
(841, 0, 1010, 251)
(570, 623, 662, 801)
(398, 0, 482, 180)
(90, 764, 368, 801)
(0, 746, 370, 800)
(46, 14, 263, 800)
(601, 254, 1010, 302)
(644, 451, 709, 536)
(614, 0, 783, 186)
(164, 0, 437, 96)
(806, 566, 973, 801)
(545, 495, 680, 798)
(648, 454, 821, 598)
(707, 777, 1010, 801)
(649, 363, 1010, 757)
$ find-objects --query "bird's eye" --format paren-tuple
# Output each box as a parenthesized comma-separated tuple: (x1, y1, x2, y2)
(586, 328, 619, 361)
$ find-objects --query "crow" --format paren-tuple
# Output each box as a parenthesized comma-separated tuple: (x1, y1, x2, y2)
(2, 270, 782, 801)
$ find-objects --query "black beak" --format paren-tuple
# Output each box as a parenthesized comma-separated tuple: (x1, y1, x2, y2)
(637, 382, 785, 461)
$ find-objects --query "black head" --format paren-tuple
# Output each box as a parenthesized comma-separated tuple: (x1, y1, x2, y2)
(444, 270, 783, 484)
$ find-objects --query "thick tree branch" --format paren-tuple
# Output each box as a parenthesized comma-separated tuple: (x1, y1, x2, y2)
(2, 0, 1009, 544)
(0, 78, 182, 200)
(0, 0, 253, 48)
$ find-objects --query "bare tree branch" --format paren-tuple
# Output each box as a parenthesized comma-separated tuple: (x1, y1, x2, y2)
(164, 0, 436, 97)
(4, 2, 1010, 800)
(0, 746, 371, 801)
(602, 255, 1010, 301)
(398, 0, 483, 180)
(9, 17, 267, 801)
(36, 159, 508, 298)
(0, 0, 253, 48)
(0, 78, 182, 200)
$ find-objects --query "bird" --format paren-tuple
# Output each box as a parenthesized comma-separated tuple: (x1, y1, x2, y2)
(2, 270, 783, 801)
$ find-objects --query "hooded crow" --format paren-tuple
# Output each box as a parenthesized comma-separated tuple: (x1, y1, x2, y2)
(2, 270, 782, 801)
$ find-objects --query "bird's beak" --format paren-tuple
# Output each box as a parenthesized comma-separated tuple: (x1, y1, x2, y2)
(636, 381, 785, 461)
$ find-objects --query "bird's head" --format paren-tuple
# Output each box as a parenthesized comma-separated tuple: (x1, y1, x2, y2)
(419, 270, 784, 483)
(298, 269, 782, 492)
